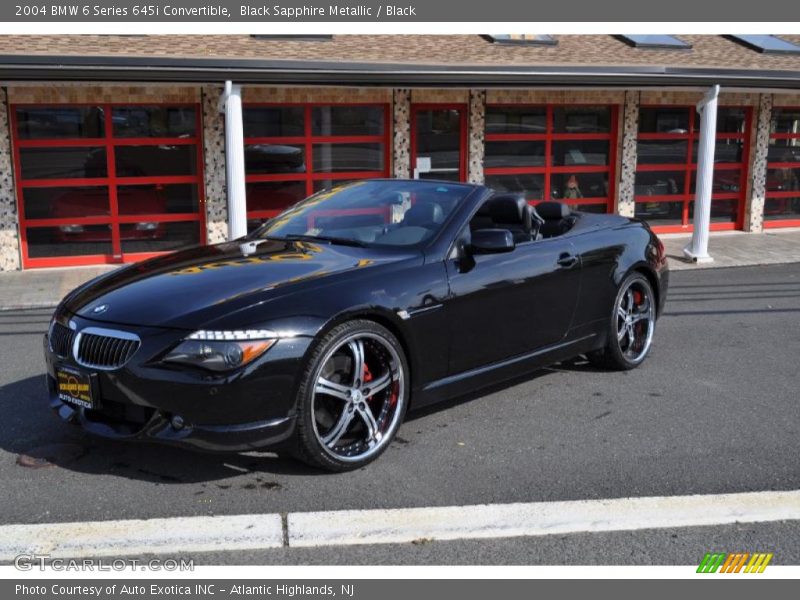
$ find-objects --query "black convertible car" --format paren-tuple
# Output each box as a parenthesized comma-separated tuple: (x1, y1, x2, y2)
(44, 179, 668, 471)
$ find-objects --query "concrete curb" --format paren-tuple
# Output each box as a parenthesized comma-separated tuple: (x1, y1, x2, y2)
(0, 303, 58, 312)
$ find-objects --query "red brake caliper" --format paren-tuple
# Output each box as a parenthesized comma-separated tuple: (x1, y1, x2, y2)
(362, 363, 373, 386)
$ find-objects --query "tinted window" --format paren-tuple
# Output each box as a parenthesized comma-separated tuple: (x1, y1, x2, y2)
(634, 170, 686, 196)
(771, 109, 800, 135)
(112, 106, 196, 138)
(23, 186, 109, 219)
(243, 107, 305, 138)
(20, 147, 107, 179)
(485, 107, 546, 134)
(550, 172, 608, 200)
(551, 140, 610, 166)
(312, 143, 384, 172)
(246, 144, 306, 174)
(16, 106, 104, 139)
(246, 181, 307, 213)
(120, 221, 200, 254)
(484, 174, 544, 200)
(115, 145, 197, 177)
(767, 139, 800, 163)
(637, 140, 689, 164)
(484, 141, 546, 168)
(639, 107, 690, 134)
(26, 225, 113, 258)
(553, 106, 611, 133)
(312, 106, 384, 136)
(117, 184, 199, 215)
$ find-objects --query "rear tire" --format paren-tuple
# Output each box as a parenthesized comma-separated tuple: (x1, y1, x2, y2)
(587, 272, 656, 371)
(292, 319, 409, 472)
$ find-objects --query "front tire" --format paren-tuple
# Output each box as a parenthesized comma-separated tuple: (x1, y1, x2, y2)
(292, 319, 409, 472)
(588, 272, 656, 370)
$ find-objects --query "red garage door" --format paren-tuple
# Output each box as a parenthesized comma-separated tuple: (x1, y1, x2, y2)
(12, 104, 205, 268)
(634, 105, 752, 232)
(242, 103, 391, 231)
(483, 104, 619, 214)
(764, 107, 800, 228)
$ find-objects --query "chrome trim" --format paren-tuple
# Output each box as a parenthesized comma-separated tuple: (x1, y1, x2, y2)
(72, 326, 141, 371)
(397, 304, 443, 320)
(48, 319, 75, 358)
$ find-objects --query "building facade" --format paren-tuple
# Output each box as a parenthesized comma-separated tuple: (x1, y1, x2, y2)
(1, 34, 799, 270)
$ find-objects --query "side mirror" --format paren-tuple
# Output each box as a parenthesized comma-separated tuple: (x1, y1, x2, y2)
(470, 229, 515, 254)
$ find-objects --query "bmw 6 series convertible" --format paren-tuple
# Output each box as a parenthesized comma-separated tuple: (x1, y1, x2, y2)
(45, 179, 668, 471)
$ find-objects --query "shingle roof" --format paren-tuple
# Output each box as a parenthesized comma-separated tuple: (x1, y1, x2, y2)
(0, 34, 799, 72)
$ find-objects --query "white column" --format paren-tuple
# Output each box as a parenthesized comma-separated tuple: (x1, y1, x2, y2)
(221, 81, 247, 240)
(683, 85, 719, 263)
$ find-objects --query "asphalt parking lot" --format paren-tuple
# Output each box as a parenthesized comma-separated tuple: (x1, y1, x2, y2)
(0, 262, 798, 564)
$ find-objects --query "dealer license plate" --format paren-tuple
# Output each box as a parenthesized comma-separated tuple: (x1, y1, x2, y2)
(55, 366, 94, 410)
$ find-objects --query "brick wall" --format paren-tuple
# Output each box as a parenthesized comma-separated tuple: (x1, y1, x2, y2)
(6, 84, 199, 104)
(242, 86, 391, 104)
(638, 91, 760, 106)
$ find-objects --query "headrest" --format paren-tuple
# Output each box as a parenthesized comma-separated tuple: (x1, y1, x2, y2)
(488, 194, 528, 225)
(536, 201, 571, 220)
(404, 202, 443, 226)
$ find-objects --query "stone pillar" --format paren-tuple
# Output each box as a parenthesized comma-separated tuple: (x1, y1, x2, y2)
(468, 89, 486, 184)
(201, 85, 228, 245)
(745, 93, 772, 233)
(0, 88, 20, 271)
(392, 89, 411, 179)
(616, 90, 639, 218)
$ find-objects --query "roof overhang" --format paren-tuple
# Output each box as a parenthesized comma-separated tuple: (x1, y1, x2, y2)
(1, 54, 800, 89)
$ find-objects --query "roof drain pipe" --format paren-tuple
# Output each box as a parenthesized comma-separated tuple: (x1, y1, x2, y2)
(683, 84, 719, 264)
(221, 81, 248, 241)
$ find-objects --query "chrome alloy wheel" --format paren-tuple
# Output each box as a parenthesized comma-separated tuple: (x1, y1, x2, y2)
(616, 279, 655, 364)
(311, 332, 405, 462)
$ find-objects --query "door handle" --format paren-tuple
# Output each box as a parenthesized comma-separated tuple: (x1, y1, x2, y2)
(557, 253, 578, 268)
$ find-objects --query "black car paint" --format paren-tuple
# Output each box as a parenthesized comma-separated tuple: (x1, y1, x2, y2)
(44, 182, 668, 452)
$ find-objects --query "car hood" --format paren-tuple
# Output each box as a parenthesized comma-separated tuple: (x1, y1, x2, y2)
(63, 239, 412, 329)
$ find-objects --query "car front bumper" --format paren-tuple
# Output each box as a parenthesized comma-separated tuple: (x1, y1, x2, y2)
(43, 313, 314, 452)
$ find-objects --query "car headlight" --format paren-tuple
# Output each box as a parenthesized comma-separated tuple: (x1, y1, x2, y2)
(163, 330, 281, 372)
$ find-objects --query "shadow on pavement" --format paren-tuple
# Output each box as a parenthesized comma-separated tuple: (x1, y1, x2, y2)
(0, 356, 603, 483)
(0, 374, 325, 483)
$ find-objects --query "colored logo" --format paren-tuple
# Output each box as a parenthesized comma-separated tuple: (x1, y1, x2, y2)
(92, 304, 109, 314)
(697, 552, 773, 573)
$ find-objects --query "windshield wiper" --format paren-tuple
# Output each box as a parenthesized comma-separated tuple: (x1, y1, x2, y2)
(279, 234, 368, 248)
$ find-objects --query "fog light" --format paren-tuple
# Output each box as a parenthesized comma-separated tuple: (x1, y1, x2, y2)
(171, 415, 185, 430)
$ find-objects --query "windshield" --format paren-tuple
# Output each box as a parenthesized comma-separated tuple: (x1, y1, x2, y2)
(250, 180, 473, 248)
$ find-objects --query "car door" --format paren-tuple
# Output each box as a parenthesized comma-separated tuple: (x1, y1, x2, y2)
(444, 234, 582, 376)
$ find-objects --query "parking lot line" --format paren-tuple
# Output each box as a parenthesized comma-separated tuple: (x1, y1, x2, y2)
(1, 489, 798, 559)
(289, 489, 800, 547)
(0, 514, 284, 560)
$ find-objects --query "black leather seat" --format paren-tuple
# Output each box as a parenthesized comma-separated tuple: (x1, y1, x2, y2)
(486, 194, 535, 243)
(469, 200, 495, 231)
(470, 194, 544, 242)
(403, 202, 444, 228)
(536, 201, 572, 238)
